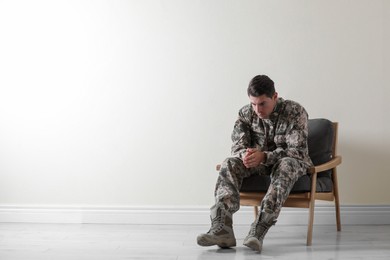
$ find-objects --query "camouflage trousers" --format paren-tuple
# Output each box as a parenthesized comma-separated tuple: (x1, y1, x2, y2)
(214, 157, 307, 217)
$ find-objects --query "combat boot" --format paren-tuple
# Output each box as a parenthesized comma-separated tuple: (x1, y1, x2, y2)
(243, 211, 276, 252)
(197, 203, 236, 248)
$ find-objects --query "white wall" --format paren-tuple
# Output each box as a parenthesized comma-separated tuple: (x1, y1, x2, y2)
(0, 0, 389, 208)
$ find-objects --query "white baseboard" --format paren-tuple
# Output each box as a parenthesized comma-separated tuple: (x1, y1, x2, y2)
(0, 205, 389, 225)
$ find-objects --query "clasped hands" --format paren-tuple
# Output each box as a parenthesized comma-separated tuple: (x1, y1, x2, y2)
(243, 148, 266, 168)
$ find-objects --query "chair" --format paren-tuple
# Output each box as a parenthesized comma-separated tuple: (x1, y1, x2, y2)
(217, 118, 342, 246)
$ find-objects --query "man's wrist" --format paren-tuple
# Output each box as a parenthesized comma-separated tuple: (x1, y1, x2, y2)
(262, 152, 267, 164)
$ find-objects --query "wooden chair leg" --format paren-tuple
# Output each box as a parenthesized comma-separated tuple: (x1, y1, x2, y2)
(307, 172, 317, 246)
(333, 170, 341, 231)
(254, 206, 259, 219)
(307, 199, 315, 246)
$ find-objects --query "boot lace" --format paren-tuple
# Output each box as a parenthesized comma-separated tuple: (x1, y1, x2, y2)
(248, 219, 275, 239)
(208, 211, 225, 234)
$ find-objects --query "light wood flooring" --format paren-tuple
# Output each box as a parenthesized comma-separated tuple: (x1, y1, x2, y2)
(1, 223, 390, 259)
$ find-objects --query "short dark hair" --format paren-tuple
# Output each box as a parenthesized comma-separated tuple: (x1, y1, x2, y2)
(247, 75, 275, 98)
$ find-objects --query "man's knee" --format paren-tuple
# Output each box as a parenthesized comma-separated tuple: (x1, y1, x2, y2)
(274, 157, 300, 170)
(221, 157, 244, 170)
(271, 157, 303, 179)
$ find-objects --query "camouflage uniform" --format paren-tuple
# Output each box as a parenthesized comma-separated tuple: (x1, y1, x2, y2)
(215, 98, 313, 217)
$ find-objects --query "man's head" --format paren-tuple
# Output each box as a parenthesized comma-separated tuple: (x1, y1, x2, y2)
(247, 75, 278, 119)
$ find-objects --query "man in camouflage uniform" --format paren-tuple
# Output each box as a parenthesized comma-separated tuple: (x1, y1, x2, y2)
(197, 75, 313, 252)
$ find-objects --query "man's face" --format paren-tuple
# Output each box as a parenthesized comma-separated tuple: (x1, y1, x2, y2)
(249, 93, 278, 119)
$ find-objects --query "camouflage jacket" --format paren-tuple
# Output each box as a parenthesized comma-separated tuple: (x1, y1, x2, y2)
(231, 97, 313, 169)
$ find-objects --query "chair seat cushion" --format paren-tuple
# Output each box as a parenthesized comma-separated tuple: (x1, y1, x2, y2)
(240, 174, 333, 193)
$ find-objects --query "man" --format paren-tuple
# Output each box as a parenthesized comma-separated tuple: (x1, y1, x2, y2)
(197, 75, 313, 252)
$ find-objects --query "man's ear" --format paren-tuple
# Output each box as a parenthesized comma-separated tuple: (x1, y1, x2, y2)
(273, 92, 278, 100)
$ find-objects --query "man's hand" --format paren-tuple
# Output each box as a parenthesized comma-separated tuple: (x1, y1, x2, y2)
(243, 148, 266, 168)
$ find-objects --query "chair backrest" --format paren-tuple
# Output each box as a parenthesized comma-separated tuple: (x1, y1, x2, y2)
(307, 119, 335, 167)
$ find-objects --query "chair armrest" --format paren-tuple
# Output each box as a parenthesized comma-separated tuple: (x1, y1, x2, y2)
(308, 156, 342, 174)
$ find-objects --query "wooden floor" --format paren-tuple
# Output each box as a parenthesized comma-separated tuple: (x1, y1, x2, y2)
(0, 223, 390, 259)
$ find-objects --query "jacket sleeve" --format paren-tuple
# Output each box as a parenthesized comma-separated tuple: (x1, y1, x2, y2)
(263, 106, 310, 165)
(230, 109, 252, 159)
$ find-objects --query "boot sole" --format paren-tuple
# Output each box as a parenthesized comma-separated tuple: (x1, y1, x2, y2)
(197, 235, 236, 248)
(243, 237, 262, 252)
